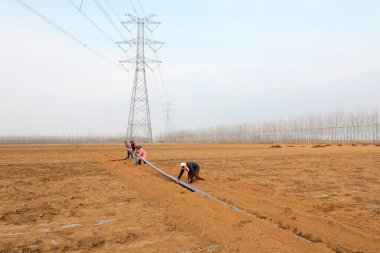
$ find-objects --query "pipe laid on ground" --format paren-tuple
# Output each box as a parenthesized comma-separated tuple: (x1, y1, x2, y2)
(132, 151, 241, 212)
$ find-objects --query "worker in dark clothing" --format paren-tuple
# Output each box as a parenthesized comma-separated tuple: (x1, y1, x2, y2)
(130, 140, 137, 152)
(124, 140, 133, 160)
(176, 162, 205, 184)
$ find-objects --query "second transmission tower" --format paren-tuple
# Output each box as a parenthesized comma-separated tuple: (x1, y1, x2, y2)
(163, 102, 174, 141)
(119, 14, 163, 143)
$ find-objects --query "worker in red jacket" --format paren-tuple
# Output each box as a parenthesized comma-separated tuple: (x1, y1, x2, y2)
(134, 145, 147, 165)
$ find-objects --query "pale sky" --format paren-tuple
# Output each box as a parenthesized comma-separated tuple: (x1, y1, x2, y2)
(1, 0, 379, 136)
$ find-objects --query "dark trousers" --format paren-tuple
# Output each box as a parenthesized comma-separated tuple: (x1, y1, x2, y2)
(138, 159, 147, 165)
(187, 167, 205, 182)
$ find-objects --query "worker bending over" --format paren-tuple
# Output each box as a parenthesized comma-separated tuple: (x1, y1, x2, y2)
(176, 161, 205, 184)
(134, 145, 147, 165)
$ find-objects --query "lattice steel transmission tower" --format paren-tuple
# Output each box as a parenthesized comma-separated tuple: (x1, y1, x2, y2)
(118, 14, 163, 143)
(163, 102, 174, 139)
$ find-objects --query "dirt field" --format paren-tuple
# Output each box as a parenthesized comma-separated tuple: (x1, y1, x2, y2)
(0, 143, 379, 252)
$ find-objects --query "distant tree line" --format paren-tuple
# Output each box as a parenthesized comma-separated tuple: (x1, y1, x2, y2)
(158, 111, 380, 143)
(0, 134, 125, 144)
(1, 112, 379, 144)
(0, 133, 153, 145)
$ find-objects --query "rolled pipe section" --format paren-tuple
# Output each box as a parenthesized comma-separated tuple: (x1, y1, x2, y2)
(131, 150, 241, 212)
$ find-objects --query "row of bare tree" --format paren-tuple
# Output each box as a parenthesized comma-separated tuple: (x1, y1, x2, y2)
(1, 112, 379, 144)
(158, 111, 380, 143)
(0, 134, 124, 144)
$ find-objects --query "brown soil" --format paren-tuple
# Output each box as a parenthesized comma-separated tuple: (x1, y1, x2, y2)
(0, 144, 379, 252)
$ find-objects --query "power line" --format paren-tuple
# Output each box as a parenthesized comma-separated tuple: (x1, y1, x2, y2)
(156, 60, 169, 101)
(149, 31, 169, 101)
(128, 0, 138, 14)
(67, 0, 117, 45)
(93, 0, 128, 40)
(148, 70, 164, 101)
(149, 100, 163, 120)
(67, 0, 128, 55)
(104, 0, 123, 23)
(136, 0, 146, 16)
(79, 0, 84, 10)
(13, 0, 122, 70)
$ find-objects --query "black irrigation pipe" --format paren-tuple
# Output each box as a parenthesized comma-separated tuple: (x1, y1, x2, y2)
(131, 151, 241, 212)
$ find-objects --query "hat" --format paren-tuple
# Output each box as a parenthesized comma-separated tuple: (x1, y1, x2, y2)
(180, 162, 186, 167)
